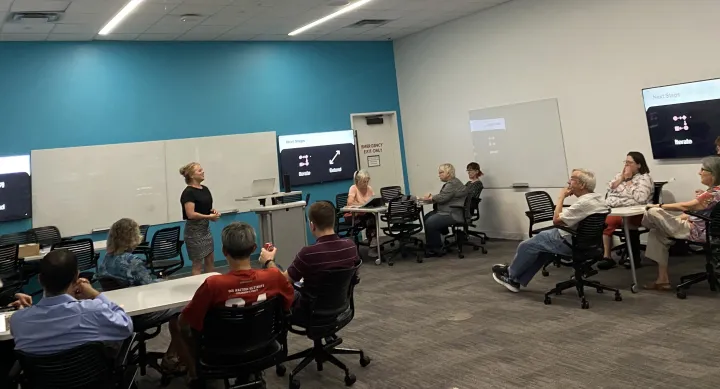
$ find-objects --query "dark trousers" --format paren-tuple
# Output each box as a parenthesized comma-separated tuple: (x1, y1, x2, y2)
(1, 339, 17, 389)
(424, 211, 456, 250)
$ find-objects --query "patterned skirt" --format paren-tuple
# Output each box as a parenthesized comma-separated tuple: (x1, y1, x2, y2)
(184, 219, 214, 262)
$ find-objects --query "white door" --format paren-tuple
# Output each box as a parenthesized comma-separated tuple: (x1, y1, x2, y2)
(352, 112, 405, 194)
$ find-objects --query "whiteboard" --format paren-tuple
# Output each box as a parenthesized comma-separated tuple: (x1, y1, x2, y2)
(164, 132, 279, 221)
(31, 142, 168, 236)
(470, 98, 569, 188)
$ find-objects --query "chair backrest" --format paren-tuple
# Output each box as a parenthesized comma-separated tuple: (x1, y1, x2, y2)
(525, 191, 555, 223)
(0, 243, 20, 277)
(335, 193, 348, 209)
(305, 193, 311, 204)
(704, 203, 720, 239)
(197, 296, 287, 361)
(385, 196, 420, 224)
(98, 275, 131, 292)
(0, 231, 35, 246)
(139, 225, 150, 244)
(51, 239, 96, 272)
(281, 193, 302, 203)
(297, 262, 360, 318)
(16, 342, 114, 389)
(149, 226, 182, 261)
(380, 186, 402, 204)
(29, 226, 63, 248)
(460, 194, 475, 223)
(570, 212, 609, 256)
(652, 181, 666, 204)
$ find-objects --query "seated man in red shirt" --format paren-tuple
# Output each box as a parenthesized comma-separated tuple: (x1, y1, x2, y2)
(179, 222, 294, 386)
(259, 201, 359, 306)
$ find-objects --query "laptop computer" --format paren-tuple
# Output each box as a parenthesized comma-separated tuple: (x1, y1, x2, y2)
(360, 196, 384, 208)
(250, 178, 276, 197)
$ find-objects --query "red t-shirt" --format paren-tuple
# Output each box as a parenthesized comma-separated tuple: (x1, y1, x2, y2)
(181, 268, 294, 331)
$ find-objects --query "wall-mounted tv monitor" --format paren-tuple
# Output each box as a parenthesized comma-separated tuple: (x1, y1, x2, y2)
(278, 130, 357, 186)
(643, 78, 720, 159)
(0, 155, 32, 222)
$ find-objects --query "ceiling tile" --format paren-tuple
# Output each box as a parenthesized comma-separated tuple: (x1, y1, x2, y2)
(144, 16, 196, 34)
(123, 12, 166, 25)
(168, 4, 225, 16)
(46, 32, 95, 40)
(11, 0, 70, 12)
(0, 33, 48, 40)
(182, 0, 234, 4)
(96, 33, 139, 40)
(186, 24, 232, 35)
(145, 0, 182, 3)
(215, 32, 256, 41)
(111, 22, 153, 34)
(135, 32, 180, 40)
(251, 34, 288, 41)
(2, 21, 55, 34)
(57, 12, 105, 24)
(135, 2, 177, 14)
(51, 23, 99, 33)
(200, 11, 254, 26)
(0, 0, 11, 11)
(65, 0, 124, 15)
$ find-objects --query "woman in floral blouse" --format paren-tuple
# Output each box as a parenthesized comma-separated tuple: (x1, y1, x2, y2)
(642, 156, 720, 290)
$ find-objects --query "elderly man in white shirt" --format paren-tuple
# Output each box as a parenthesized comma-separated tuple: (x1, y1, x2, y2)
(493, 169, 609, 292)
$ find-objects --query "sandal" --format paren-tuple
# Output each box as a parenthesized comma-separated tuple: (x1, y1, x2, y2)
(643, 282, 672, 291)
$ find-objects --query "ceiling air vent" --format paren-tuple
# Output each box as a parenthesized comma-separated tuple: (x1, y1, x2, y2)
(346, 19, 391, 28)
(11, 12, 63, 23)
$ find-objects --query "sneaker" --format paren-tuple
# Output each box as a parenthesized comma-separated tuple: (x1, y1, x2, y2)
(492, 272, 520, 292)
(492, 264, 509, 276)
(597, 257, 617, 270)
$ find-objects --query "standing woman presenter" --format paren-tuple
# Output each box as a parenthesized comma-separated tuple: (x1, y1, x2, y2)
(179, 162, 220, 275)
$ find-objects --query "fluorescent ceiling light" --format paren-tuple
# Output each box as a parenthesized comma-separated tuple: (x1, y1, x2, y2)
(99, 0, 145, 36)
(288, 0, 374, 36)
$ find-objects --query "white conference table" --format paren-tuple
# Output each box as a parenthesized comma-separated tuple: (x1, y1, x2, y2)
(0, 272, 218, 341)
(22, 240, 108, 262)
(340, 206, 387, 266)
(609, 205, 646, 293)
(236, 191, 302, 206)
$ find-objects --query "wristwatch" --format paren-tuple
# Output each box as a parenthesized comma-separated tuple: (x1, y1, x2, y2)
(262, 259, 275, 269)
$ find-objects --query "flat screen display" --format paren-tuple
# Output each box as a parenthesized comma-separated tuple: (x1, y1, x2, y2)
(0, 155, 32, 222)
(643, 78, 720, 159)
(278, 130, 357, 186)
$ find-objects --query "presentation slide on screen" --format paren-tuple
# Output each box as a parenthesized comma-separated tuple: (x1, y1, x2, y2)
(643, 79, 720, 159)
(278, 130, 357, 186)
(0, 155, 32, 221)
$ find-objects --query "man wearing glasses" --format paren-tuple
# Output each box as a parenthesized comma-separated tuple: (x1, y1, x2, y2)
(492, 169, 609, 292)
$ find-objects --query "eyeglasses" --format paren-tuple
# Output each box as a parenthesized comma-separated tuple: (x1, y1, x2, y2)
(623, 161, 636, 165)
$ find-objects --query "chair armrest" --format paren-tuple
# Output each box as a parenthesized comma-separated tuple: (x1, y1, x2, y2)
(685, 210, 710, 221)
(115, 333, 136, 370)
(60, 237, 73, 242)
(552, 224, 577, 236)
(9, 361, 21, 384)
(562, 204, 571, 207)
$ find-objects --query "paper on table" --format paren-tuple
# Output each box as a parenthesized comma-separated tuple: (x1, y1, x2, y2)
(0, 314, 6, 332)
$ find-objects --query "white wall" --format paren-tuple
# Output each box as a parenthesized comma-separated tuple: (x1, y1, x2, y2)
(394, 0, 720, 240)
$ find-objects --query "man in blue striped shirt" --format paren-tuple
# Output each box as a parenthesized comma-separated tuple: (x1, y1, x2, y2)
(10, 250, 133, 355)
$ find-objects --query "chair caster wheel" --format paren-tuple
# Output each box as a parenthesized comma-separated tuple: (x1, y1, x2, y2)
(596, 288, 604, 294)
(581, 300, 590, 309)
(374, 259, 381, 265)
(388, 261, 394, 266)
(614, 293, 622, 302)
(630, 283, 638, 294)
(481, 247, 488, 254)
(160, 376, 171, 387)
(544, 297, 551, 305)
(390, 242, 395, 247)
(677, 290, 687, 299)
(344, 374, 356, 386)
(360, 355, 371, 367)
(276, 364, 286, 377)
(416, 256, 423, 263)
(458, 254, 465, 259)
(290, 378, 301, 389)
(473, 246, 479, 251)
(541, 271, 549, 277)
(555, 290, 562, 296)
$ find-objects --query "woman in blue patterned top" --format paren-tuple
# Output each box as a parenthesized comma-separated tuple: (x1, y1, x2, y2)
(99, 218, 190, 374)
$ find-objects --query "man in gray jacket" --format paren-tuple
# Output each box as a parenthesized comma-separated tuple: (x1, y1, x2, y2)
(420, 163, 468, 257)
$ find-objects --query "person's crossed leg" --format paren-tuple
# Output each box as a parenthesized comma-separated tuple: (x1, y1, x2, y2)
(492, 229, 573, 292)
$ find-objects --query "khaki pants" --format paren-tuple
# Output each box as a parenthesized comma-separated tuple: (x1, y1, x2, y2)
(641, 208, 691, 266)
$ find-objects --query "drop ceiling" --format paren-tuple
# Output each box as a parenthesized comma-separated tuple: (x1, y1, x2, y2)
(0, 0, 510, 42)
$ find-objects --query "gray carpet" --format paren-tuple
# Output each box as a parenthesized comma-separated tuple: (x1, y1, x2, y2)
(138, 240, 720, 388)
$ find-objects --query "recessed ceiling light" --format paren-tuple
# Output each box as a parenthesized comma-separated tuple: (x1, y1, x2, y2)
(99, 0, 145, 36)
(289, 0, 374, 36)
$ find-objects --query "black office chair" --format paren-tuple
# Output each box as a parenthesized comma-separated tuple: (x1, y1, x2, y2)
(379, 186, 403, 224)
(98, 276, 178, 386)
(524, 191, 563, 237)
(2, 231, 41, 295)
(192, 297, 289, 388)
(28, 226, 70, 248)
(286, 262, 370, 389)
(12, 336, 137, 389)
(334, 193, 357, 240)
(0, 244, 23, 297)
(0, 231, 35, 246)
(51, 239, 99, 282)
(444, 195, 487, 258)
(675, 204, 720, 299)
(380, 196, 424, 266)
(541, 212, 621, 309)
(136, 227, 185, 278)
(280, 193, 303, 203)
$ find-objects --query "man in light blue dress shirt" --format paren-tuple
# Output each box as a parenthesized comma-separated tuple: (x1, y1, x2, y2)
(10, 249, 133, 355)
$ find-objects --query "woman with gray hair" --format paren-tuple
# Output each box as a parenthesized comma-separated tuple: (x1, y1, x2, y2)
(420, 163, 468, 257)
(642, 156, 720, 291)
